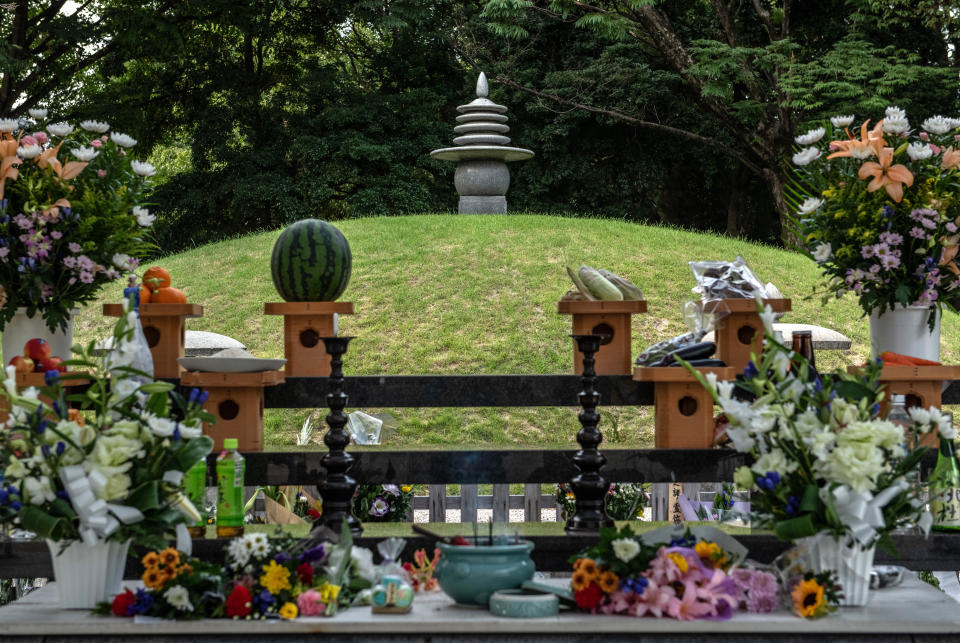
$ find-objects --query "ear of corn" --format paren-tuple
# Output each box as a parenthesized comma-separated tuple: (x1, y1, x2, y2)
(579, 265, 623, 300)
(566, 265, 596, 300)
(598, 269, 644, 300)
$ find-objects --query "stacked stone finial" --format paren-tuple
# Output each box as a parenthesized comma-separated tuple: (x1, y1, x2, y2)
(431, 72, 534, 214)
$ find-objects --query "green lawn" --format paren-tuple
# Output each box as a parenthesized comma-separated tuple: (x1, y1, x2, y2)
(71, 213, 960, 448)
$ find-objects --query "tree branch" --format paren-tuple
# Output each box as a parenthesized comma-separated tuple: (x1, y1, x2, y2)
(488, 72, 763, 175)
(750, 0, 777, 42)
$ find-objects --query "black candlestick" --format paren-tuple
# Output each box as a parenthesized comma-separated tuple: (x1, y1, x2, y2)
(319, 336, 361, 536)
(565, 334, 614, 534)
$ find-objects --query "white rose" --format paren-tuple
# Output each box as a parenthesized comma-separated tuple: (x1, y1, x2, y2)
(146, 415, 176, 438)
(93, 434, 143, 467)
(794, 409, 824, 437)
(751, 448, 797, 477)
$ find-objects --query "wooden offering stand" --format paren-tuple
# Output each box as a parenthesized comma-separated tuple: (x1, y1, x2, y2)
(848, 363, 960, 446)
(0, 372, 88, 424)
(557, 299, 647, 375)
(633, 366, 736, 448)
(264, 302, 354, 377)
(698, 298, 791, 373)
(103, 303, 203, 378)
(179, 370, 285, 452)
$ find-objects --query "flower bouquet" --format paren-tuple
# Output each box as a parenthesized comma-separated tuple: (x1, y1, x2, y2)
(352, 483, 413, 522)
(789, 107, 960, 324)
(101, 525, 375, 620)
(683, 302, 945, 603)
(0, 113, 156, 332)
(0, 301, 213, 606)
(556, 482, 647, 521)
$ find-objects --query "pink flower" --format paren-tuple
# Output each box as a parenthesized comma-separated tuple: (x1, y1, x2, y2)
(630, 580, 675, 618)
(947, 222, 958, 233)
(32, 132, 48, 145)
(90, 139, 102, 148)
(910, 226, 927, 239)
(0, 248, 8, 260)
(931, 144, 941, 154)
(101, 135, 108, 141)
(19, 135, 37, 146)
(68, 242, 81, 253)
(666, 580, 714, 621)
(50, 230, 62, 239)
(296, 589, 326, 617)
(97, 169, 107, 178)
(920, 132, 930, 141)
(79, 270, 94, 284)
(731, 568, 779, 613)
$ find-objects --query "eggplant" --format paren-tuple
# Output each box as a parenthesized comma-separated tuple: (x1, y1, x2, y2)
(668, 358, 727, 368)
(650, 341, 717, 366)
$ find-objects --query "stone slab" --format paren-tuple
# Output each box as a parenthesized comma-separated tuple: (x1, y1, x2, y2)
(1, 574, 959, 638)
(703, 323, 851, 351)
(94, 331, 246, 357)
(459, 196, 507, 214)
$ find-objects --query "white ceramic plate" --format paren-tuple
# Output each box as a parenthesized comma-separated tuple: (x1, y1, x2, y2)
(177, 357, 286, 373)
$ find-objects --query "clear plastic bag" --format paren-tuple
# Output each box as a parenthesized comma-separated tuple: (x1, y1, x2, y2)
(635, 301, 718, 365)
(690, 255, 767, 300)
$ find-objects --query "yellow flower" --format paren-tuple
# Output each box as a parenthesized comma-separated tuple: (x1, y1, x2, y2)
(597, 570, 619, 593)
(694, 541, 728, 569)
(142, 552, 160, 568)
(579, 559, 598, 579)
(279, 602, 298, 620)
(142, 567, 165, 590)
(317, 582, 340, 604)
(667, 552, 689, 573)
(160, 547, 180, 567)
(260, 560, 292, 594)
(571, 569, 590, 592)
(792, 578, 825, 618)
(401, 485, 412, 493)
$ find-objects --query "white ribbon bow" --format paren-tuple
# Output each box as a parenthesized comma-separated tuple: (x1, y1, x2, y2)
(830, 480, 909, 546)
(59, 465, 145, 546)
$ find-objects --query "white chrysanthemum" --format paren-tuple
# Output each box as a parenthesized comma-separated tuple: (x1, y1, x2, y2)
(249, 532, 271, 558)
(80, 120, 110, 133)
(797, 197, 824, 215)
(131, 160, 155, 177)
(716, 380, 735, 401)
(883, 117, 909, 135)
(948, 118, 960, 130)
(907, 142, 933, 161)
(812, 242, 832, 263)
(815, 442, 886, 494)
(928, 407, 957, 441)
(795, 127, 825, 145)
(792, 147, 821, 166)
(71, 146, 99, 162)
(46, 121, 73, 137)
(17, 144, 42, 159)
(922, 115, 953, 135)
(228, 536, 253, 566)
(886, 105, 907, 120)
(112, 253, 132, 269)
(132, 205, 156, 227)
(831, 115, 854, 128)
(0, 118, 20, 133)
(907, 406, 932, 426)
(111, 132, 137, 147)
(164, 585, 194, 612)
(28, 109, 47, 120)
(611, 537, 640, 563)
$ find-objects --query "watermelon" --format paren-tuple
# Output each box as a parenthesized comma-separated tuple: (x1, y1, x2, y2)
(271, 219, 352, 301)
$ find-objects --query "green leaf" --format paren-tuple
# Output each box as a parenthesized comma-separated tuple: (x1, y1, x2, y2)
(138, 381, 175, 394)
(128, 481, 160, 512)
(175, 436, 213, 471)
(20, 506, 68, 540)
(799, 484, 821, 513)
(774, 514, 819, 541)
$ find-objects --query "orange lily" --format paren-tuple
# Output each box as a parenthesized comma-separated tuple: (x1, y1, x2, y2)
(940, 234, 960, 276)
(942, 147, 960, 171)
(827, 119, 886, 160)
(858, 147, 914, 202)
(0, 135, 21, 201)
(46, 156, 88, 181)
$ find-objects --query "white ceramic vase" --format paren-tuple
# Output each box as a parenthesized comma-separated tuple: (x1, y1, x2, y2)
(796, 534, 875, 606)
(868, 305, 940, 362)
(1, 307, 76, 365)
(45, 538, 131, 609)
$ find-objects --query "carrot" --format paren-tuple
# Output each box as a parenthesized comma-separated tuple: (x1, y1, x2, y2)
(879, 351, 941, 366)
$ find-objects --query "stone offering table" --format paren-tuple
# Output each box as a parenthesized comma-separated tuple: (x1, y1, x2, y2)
(0, 574, 958, 641)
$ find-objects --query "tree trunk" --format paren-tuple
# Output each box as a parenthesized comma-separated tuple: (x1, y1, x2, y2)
(762, 166, 799, 247)
(725, 166, 750, 237)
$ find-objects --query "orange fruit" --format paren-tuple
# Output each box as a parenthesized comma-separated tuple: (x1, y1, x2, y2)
(151, 287, 187, 304)
(142, 266, 171, 292)
(138, 284, 152, 304)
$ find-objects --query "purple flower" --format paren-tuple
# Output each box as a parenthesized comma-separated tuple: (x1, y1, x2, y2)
(948, 222, 958, 233)
(381, 484, 400, 497)
(910, 207, 938, 221)
(13, 214, 31, 229)
(910, 226, 927, 239)
(879, 253, 901, 270)
(68, 242, 81, 253)
(79, 271, 94, 284)
(731, 568, 779, 613)
(369, 497, 390, 517)
(298, 543, 326, 564)
(861, 245, 877, 259)
(50, 230, 62, 239)
(921, 217, 938, 230)
(274, 552, 291, 564)
(879, 231, 903, 246)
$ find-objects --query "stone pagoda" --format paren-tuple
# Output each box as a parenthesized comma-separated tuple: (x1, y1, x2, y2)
(430, 72, 534, 214)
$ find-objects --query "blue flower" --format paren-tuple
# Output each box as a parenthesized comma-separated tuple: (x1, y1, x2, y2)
(197, 390, 209, 405)
(44, 369, 59, 385)
(872, 403, 881, 417)
(744, 361, 759, 379)
(813, 377, 823, 392)
(274, 552, 291, 565)
(41, 444, 50, 458)
(10, 501, 21, 510)
(0, 489, 8, 505)
(35, 419, 46, 435)
(785, 495, 801, 517)
(130, 588, 154, 615)
(55, 441, 65, 455)
(56, 490, 69, 500)
(253, 589, 274, 612)
(189, 388, 200, 404)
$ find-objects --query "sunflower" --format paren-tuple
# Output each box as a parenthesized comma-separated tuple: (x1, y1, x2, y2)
(142, 568, 165, 590)
(792, 578, 825, 618)
(571, 569, 590, 592)
(597, 570, 619, 594)
(160, 547, 180, 567)
(142, 552, 159, 568)
(579, 559, 598, 578)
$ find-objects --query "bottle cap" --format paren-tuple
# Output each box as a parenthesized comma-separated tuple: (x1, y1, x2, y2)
(223, 438, 239, 449)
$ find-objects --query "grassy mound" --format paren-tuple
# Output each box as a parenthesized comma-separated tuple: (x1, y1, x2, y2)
(73, 214, 956, 448)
